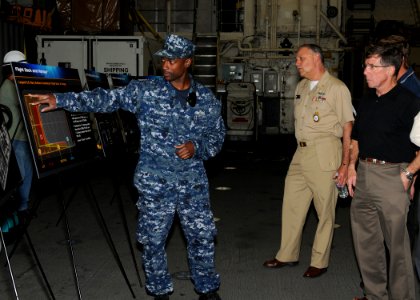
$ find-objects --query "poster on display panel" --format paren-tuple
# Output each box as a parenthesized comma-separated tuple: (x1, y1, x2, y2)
(11, 62, 100, 179)
(84, 69, 126, 159)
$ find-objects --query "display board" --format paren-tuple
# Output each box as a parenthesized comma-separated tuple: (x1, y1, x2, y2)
(109, 73, 131, 88)
(84, 69, 125, 158)
(0, 113, 13, 191)
(11, 62, 99, 178)
(84, 69, 110, 90)
(107, 73, 140, 153)
(0, 112, 22, 210)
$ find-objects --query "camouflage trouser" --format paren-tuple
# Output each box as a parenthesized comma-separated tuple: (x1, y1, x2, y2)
(136, 177, 220, 296)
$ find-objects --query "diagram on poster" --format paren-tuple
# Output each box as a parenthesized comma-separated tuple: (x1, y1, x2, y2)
(11, 62, 99, 178)
(24, 96, 75, 155)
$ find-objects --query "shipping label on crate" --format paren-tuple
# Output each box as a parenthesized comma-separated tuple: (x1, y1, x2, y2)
(92, 39, 141, 76)
(103, 63, 130, 75)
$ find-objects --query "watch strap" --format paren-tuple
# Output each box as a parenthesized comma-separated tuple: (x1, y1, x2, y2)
(401, 168, 414, 181)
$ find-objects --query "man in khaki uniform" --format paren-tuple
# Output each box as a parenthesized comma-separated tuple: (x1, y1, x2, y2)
(263, 44, 354, 278)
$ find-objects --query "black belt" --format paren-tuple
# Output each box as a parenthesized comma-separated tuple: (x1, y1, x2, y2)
(298, 141, 316, 147)
(359, 157, 399, 165)
(298, 137, 337, 147)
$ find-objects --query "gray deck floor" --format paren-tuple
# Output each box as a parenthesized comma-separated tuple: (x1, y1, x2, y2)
(1, 137, 419, 300)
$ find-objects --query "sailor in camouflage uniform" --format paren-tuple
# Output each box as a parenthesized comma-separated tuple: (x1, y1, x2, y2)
(33, 34, 225, 300)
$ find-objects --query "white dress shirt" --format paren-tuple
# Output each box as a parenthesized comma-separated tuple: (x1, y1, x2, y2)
(410, 112, 420, 146)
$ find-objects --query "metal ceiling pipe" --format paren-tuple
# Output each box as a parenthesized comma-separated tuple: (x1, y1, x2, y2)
(237, 39, 293, 52)
(316, 0, 321, 45)
(320, 11, 347, 45)
(166, 0, 171, 33)
(271, 0, 278, 49)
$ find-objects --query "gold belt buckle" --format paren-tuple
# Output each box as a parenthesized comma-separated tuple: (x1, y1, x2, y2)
(299, 142, 307, 147)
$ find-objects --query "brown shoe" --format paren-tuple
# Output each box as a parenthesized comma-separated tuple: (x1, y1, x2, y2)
(263, 258, 298, 268)
(302, 266, 327, 278)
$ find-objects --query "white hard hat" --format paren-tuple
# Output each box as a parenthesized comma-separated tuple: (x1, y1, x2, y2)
(3, 50, 26, 65)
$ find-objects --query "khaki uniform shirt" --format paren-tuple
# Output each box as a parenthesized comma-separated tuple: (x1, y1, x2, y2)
(294, 71, 354, 142)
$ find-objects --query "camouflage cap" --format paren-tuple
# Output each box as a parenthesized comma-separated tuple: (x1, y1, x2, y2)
(154, 34, 196, 59)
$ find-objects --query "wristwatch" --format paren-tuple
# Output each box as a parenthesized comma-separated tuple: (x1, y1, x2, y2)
(401, 168, 414, 181)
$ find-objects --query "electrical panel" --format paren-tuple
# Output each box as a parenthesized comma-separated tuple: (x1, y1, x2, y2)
(221, 63, 244, 82)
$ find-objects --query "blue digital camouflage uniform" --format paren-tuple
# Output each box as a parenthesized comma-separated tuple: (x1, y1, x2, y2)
(155, 34, 196, 59)
(54, 74, 225, 296)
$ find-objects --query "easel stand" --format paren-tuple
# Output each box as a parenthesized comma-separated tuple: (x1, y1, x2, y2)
(53, 162, 136, 299)
(108, 156, 143, 288)
(6, 193, 56, 300)
(0, 152, 55, 299)
(0, 227, 19, 300)
(55, 153, 144, 290)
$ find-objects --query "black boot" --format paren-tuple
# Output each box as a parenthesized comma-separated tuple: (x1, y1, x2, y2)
(154, 294, 170, 300)
(198, 291, 221, 300)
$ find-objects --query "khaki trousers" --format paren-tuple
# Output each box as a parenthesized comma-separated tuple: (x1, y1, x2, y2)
(275, 140, 339, 268)
(351, 160, 415, 300)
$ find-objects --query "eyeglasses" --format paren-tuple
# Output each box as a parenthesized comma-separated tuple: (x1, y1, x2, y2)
(362, 63, 391, 70)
